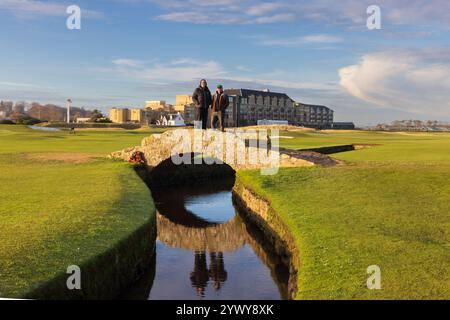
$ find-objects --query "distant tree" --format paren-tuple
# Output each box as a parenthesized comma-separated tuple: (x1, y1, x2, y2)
(90, 109, 104, 122)
(13, 101, 26, 114)
(15, 115, 42, 125)
(0, 101, 14, 117)
(0, 119, 15, 124)
(95, 118, 113, 123)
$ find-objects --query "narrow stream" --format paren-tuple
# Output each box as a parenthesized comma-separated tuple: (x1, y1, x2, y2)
(123, 176, 291, 300)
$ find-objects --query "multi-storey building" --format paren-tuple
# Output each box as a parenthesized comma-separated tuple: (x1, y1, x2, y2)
(182, 88, 334, 128)
(129, 108, 146, 123)
(109, 108, 147, 124)
(225, 89, 334, 128)
(293, 102, 334, 129)
(145, 100, 166, 110)
(109, 108, 129, 123)
(174, 95, 194, 112)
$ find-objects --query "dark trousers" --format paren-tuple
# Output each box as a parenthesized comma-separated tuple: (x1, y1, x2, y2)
(195, 107, 208, 130)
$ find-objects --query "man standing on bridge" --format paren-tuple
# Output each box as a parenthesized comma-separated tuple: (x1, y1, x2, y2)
(210, 84, 229, 132)
(192, 79, 212, 130)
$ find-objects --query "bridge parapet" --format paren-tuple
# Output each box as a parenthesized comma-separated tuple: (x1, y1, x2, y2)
(110, 128, 316, 172)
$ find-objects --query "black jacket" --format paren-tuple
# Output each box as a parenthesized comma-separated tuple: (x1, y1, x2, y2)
(192, 86, 212, 109)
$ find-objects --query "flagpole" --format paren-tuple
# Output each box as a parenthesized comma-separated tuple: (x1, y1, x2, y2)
(67, 99, 72, 124)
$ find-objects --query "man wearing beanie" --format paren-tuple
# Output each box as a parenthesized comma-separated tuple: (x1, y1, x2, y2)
(210, 85, 229, 131)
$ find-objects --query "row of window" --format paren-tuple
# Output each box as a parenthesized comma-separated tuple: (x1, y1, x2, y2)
(239, 97, 291, 106)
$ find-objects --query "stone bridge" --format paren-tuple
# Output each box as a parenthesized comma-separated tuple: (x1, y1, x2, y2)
(110, 128, 321, 171)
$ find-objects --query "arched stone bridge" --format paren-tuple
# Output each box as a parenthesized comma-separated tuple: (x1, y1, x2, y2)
(110, 128, 325, 171)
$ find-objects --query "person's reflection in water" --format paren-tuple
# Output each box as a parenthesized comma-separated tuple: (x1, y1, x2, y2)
(209, 252, 228, 291)
(190, 251, 209, 297)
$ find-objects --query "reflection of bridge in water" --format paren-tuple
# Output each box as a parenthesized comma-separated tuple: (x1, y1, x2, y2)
(152, 178, 292, 299)
(157, 213, 247, 252)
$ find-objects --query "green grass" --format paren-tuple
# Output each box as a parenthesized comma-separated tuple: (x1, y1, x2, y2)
(0, 124, 165, 154)
(279, 130, 450, 164)
(238, 130, 450, 299)
(2, 125, 449, 299)
(0, 125, 160, 298)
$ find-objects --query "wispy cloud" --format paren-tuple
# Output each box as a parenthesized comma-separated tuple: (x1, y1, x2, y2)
(151, 0, 296, 24)
(105, 57, 226, 82)
(302, 34, 342, 43)
(0, 0, 103, 18)
(112, 58, 143, 68)
(255, 34, 342, 47)
(100, 56, 340, 94)
(246, 2, 284, 16)
(148, 0, 450, 27)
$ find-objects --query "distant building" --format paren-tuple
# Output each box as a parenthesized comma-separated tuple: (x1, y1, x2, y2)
(174, 95, 194, 112)
(156, 113, 185, 127)
(109, 108, 129, 123)
(109, 108, 147, 124)
(145, 100, 166, 110)
(129, 109, 146, 123)
(180, 88, 335, 129)
(168, 113, 185, 126)
(257, 119, 289, 126)
(76, 118, 91, 123)
(183, 105, 196, 125)
(332, 122, 355, 130)
(293, 102, 334, 129)
(225, 88, 334, 129)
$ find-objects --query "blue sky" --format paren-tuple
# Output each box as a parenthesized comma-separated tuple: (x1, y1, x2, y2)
(0, 0, 449, 125)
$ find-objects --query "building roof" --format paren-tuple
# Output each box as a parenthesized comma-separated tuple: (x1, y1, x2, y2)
(225, 89, 293, 101)
(295, 102, 333, 112)
(225, 88, 334, 112)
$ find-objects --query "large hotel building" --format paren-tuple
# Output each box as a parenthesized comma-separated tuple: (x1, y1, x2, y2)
(184, 88, 334, 129)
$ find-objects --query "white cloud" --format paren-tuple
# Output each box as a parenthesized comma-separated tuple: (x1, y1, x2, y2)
(339, 50, 450, 116)
(247, 3, 284, 16)
(253, 13, 295, 24)
(256, 34, 342, 47)
(0, 81, 50, 89)
(107, 57, 226, 82)
(0, 0, 103, 18)
(101, 56, 339, 93)
(112, 58, 143, 68)
(302, 34, 342, 43)
(156, 11, 246, 24)
(147, 0, 450, 27)
(151, 0, 296, 24)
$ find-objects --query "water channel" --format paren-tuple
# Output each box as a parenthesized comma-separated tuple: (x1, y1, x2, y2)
(123, 175, 292, 300)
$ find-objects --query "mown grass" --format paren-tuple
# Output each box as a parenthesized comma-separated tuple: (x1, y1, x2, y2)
(0, 125, 160, 298)
(0, 124, 166, 154)
(238, 130, 450, 299)
(279, 130, 450, 164)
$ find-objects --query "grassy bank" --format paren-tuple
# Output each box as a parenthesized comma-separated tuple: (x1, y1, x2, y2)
(238, 130, 450, 299)
(0, 125, 161, 298)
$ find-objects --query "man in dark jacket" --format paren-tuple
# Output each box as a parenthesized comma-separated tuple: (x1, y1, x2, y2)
(210, 84, 229, 131)
(192, 79, 212, 130)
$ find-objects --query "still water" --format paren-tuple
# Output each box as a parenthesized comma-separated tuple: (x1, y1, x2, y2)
(123, 181, 290, 300)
